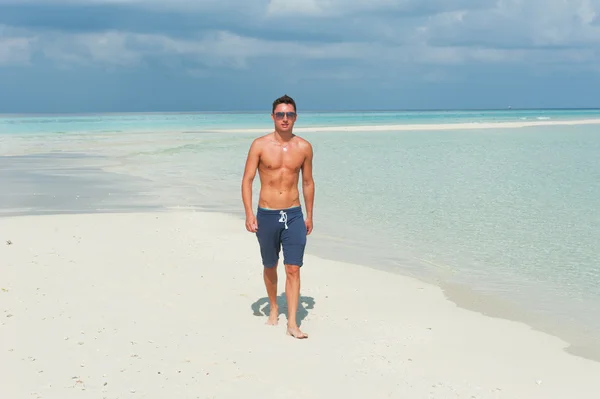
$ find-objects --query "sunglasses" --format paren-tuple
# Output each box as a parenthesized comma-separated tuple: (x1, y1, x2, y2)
(273, 112, 297, 119)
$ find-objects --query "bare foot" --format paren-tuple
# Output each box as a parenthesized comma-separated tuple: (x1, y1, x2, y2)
(266, 306, 279, 325)
(286, 326, 308, 339)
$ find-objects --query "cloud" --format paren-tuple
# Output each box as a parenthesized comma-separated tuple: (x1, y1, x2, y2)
(4, 29, 399, 72)
(41, 31, 144, 67)
(0, 36, 33, 65)
(266, 0, 497, 18)
(2, 0, 599, 54)
(1, 0, 600, 113)
(422, 0, 600, 50)
(0, 2, 249, 35)
(0, 25, 36, 65)
(0, 28, 491, 74)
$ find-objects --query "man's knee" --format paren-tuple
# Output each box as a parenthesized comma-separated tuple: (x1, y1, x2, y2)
(285, 264, 301, 278)
(264, 263, 278, 275)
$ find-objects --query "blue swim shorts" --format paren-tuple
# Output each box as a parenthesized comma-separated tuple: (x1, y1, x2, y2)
(255, 206, 307, 268)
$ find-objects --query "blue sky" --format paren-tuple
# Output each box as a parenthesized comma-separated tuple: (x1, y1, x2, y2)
(0, 0, 599, 113)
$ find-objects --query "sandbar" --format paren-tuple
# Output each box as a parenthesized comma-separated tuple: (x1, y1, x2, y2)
(209, 118, 600, 133)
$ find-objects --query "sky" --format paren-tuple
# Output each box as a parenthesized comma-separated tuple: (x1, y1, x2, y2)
(0, 0, 599, 113)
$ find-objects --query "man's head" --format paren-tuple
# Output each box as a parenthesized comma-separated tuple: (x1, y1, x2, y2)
(271, 94, 297, 134)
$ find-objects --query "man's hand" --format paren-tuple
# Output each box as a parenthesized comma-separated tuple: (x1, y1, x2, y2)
(305, 218, 313, 235)
(246, 214, 258, 233)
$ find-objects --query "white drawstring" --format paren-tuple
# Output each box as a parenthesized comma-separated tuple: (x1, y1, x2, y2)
(279, 210, 288, 229)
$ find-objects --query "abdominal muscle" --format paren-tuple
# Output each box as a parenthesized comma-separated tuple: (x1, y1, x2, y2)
(257, 168, 301, 210)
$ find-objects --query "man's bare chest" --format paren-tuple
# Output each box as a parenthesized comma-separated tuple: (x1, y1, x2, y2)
(259, 148, 304, 171)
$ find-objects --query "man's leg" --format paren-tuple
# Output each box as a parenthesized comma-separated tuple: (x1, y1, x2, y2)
(285, 264, 308, 338)
(263, 263, 279, 325)
(280, 207, 308, 339)
(255, 208, 281, 326)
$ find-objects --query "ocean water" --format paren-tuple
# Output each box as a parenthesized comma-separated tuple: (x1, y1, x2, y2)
(2, 108, 600, 135)
(1, 109, 600, 358)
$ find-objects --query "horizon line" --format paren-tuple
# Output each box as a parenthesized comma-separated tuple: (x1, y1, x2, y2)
(1, 107, 600, 117)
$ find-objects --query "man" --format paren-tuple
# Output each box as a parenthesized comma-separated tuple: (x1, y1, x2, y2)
(241, 94, 315, 339)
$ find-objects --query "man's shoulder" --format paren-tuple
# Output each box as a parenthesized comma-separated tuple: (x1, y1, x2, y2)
(293, 135, 313, 152)
(257, 132, 272, 140)
(250, 134, 270, 149)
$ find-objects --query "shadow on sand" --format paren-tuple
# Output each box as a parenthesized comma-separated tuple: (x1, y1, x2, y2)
(251, 293, 316, 326)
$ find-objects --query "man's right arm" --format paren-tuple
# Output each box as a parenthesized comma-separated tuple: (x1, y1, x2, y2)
(241, 139, 261, 219)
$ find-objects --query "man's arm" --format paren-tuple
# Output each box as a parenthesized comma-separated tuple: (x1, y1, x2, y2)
(242, 139, 261, 218)
(301, 142, 315, 225)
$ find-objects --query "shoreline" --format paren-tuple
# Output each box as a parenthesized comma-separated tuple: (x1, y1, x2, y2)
(184, 204, 600, 364)
(2, 210, 600, 398)
(207, 118, 600, 134)
(3, 193, 598, 365)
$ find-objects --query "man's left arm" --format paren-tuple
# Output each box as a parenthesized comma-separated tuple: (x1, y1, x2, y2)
(301, 142, 315, 234)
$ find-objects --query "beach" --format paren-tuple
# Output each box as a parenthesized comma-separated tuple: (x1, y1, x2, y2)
(3, 210, 600, 399)
(2, 110, 600, 397)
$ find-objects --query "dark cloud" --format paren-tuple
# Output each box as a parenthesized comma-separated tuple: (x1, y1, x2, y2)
(0, 1, 491, 45)
(0, 3, 365, 47)
(0, 3, 248, 35)
(3, 0, 595, 53)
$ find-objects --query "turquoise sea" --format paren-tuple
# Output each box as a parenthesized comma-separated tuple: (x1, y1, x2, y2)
(1, 108, 599, 359)
(2, 108, 600, 135)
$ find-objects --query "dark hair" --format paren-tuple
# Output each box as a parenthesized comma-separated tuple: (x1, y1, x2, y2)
(272, 94, 296, 114)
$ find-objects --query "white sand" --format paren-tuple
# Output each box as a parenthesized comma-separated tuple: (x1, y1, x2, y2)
(2, 211, 600, 399)
(212, 118, 600, 133)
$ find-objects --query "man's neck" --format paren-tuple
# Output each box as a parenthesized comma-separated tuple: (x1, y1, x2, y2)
(273, 130, 294, 142)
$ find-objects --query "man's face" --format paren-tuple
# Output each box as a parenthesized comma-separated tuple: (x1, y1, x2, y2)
(271, 103, 297, 133)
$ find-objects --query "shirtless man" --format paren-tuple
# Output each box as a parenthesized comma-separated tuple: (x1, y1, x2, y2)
(241, 94, 315, 339)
